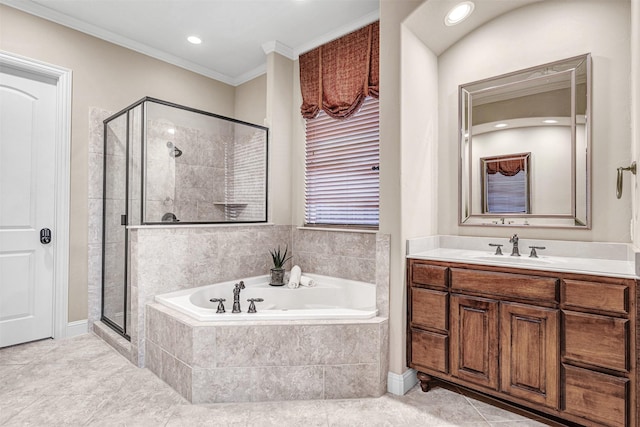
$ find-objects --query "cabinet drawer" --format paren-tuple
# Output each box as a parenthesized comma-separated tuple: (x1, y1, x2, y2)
(410, 329, 448, 374)
(451, 268, 558, 303)
(411, 263, 448, 289)
(411, 288, 447, 332)
(562, 279, 629, 315)
(563, 364, 628, 427)
(563, 311, 628, 372)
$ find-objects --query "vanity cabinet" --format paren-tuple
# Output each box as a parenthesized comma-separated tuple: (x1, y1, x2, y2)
(407, 258, 637, 427)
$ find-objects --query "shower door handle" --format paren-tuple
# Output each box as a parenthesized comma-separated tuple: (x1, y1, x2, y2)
(121, 214, 127, 226)
(40, 228, 51, 244)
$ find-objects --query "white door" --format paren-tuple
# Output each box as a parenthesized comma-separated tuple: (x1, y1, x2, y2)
(0, 66, 57, 348)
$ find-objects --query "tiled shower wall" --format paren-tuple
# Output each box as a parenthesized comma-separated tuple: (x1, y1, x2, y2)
(88, 107, 110, 329)
(226, 125, 267, 221)
(145, 119, 229, 223)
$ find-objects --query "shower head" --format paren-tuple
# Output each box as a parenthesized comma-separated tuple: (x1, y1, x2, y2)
(166, 141, 183, 158)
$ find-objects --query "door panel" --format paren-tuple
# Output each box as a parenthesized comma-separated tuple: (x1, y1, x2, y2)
(500, 303, 559, 408)
(0, 67, 57, 347)
(450, 294, 499, 390)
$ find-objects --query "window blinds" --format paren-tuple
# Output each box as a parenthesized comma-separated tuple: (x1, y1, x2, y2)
(304, 97, 379, 227)
(486, 170, 527, 213)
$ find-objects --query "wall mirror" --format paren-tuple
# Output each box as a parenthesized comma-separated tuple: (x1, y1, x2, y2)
(459, 53, 591, 228)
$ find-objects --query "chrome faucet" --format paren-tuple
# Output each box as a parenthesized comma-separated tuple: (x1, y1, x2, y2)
(509, 234, 520, 257)
(232, 281, 245, 313)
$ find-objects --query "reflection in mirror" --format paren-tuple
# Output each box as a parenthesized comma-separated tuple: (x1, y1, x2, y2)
(481, 153, 530, 214)
(459, 54, 591, 228)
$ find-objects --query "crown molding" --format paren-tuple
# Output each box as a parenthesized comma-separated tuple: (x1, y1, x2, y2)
(232, 64, 267, 86)
(293, 9, 379, 58)
(262, 40, 295, 60)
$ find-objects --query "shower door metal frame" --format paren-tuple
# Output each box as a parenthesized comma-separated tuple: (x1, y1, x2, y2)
(101, 108, 133, 341)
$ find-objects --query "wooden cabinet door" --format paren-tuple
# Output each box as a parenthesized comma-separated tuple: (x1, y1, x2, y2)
(500, 303, 559, 409)
(450, 295, 499, 390)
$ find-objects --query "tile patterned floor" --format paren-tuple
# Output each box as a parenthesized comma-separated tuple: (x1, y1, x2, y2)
(0, 334, 564, 426)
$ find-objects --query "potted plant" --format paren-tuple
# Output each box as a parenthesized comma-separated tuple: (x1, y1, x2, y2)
(269, 245, 291, 286)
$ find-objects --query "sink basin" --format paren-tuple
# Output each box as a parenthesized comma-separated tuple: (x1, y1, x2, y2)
(469, 254, 556, 265)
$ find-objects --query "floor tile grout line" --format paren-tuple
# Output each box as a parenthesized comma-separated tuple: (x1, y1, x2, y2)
(457, 386, 492, 424)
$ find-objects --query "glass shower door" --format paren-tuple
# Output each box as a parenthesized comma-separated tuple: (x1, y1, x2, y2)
(102, 112, 128, 336)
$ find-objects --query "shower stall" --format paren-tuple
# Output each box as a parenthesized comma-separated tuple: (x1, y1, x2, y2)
(101, 97, 268, 338)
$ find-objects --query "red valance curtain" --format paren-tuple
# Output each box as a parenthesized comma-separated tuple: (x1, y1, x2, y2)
(486, 158, 525, 176)
(299, 21, 379, 120)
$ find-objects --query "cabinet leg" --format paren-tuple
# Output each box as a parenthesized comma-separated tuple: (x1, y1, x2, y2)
(416, 372, 433, 392)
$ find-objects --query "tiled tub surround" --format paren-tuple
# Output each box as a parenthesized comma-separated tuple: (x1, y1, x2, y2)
(128, 224, 292, 366)
(292, 228, 390, 318)
(145, 303, 389, 403)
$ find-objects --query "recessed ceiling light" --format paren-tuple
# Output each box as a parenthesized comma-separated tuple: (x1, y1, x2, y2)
(445, 1, 475, 26)
(542, 119, 558, 124)
(187, 36, 202, 45)
(167, 128, 176, 135)
(494, 123, 508, 128)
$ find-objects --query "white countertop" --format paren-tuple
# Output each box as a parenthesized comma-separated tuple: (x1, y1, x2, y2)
(407, 236, 639, 279)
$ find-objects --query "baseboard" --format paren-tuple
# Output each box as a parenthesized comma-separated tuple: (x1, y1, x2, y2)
(387, 369, 418, 395)
(66, 319, 88, 337)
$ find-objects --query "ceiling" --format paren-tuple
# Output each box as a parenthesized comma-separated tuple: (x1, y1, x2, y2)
(1, 0, 379, 86)
(403, 0, 542, 56)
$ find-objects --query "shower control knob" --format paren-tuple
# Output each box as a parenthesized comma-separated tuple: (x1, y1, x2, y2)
(209, 298, 226, 313)
(247, 298, 264, 313)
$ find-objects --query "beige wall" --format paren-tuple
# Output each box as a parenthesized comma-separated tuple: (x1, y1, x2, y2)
(234, 74, 267, 126)
(633, 0, 640, 245)
(0, 5, 236, 322)
(437, 0, 632, 241)
(265, 52, 294, 225)
(379, 0, 423, 376)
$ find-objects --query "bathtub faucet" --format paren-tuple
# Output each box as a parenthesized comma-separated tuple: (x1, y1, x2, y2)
(232, 281, 245, 313)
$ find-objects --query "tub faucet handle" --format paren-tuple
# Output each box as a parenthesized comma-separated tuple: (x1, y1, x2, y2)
(209, 298, 226, 313)
(247, 298, 264, 314)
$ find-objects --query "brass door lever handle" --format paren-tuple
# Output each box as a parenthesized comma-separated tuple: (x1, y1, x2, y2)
(616, 162, 636, 199)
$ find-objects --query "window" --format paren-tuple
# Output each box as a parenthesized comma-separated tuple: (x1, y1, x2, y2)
(304, 97, 379, 227)
(481, 153, 530, 214)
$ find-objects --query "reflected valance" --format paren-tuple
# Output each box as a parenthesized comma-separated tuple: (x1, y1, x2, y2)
(486, 158, 525, 177)
(299, 21, 379, 120)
